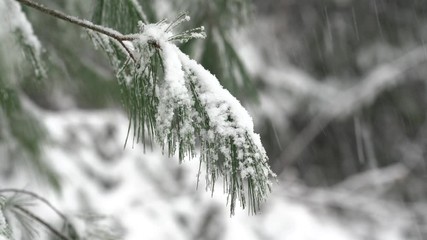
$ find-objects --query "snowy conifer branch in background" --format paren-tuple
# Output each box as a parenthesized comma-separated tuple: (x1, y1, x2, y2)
(0, 191, 72, 240)
(1, 0, 45, 78)
(14, 0, 274, 214)
(0, 189, 66, 223)
(12, 206, 70, 240)
(0, 197, 13, 240)
(0, 190, 121, 240)
(15, 0, 139, 62)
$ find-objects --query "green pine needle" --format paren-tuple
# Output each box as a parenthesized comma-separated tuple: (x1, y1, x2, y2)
(0, 197, 14, 240)
(87, 12, 275, 215)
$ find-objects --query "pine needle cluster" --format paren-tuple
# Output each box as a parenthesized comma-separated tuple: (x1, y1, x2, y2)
(89, 12, 274, 214)
(2, 0, 275, 215)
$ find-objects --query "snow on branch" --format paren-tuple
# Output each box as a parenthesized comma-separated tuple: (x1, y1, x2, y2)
(104, 15, 273, 215)
(14, 0, 274, 214)
(177, 47, 274, 214)
(113, 16, 274, 215)
(0, 197, 13, 240)
(1, 0, 45, 78)
(1, 0, 41, 54)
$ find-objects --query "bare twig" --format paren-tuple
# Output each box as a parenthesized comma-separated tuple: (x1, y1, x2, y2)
(118, 40, 138, 62)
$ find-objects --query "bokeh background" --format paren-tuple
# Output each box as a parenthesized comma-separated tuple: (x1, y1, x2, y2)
(1, 0, 427, 239)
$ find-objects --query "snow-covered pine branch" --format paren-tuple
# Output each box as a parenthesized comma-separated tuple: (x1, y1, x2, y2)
(89, 14, 275, 214)
(0, 0, 45, 78)
(13, 0, 275, 215)
(0, 197, 13, 240)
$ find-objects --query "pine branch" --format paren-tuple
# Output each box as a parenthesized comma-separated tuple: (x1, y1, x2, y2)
(16, 0, 127, 40)
(0, 189, 66, 223)
(13, 206, 70, 240)
(14, 0, 139, 62)
(87, 15, 274, 214)
(0, 198, 13, 240)
(14, 0, 274, 215)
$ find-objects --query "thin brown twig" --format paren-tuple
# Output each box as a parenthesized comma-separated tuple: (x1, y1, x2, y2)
(118, 40, 138, 62)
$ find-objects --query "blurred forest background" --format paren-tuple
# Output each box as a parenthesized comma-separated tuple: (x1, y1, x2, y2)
(1, 0, 427, 239)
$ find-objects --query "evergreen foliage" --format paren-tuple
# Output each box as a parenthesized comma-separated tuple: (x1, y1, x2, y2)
(0, 197, 13, 240)
(1, 0, 274, 229)
(88, 9, 274, 214)
(179, 0, 257, 100)
(0, 0, 59, 189)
